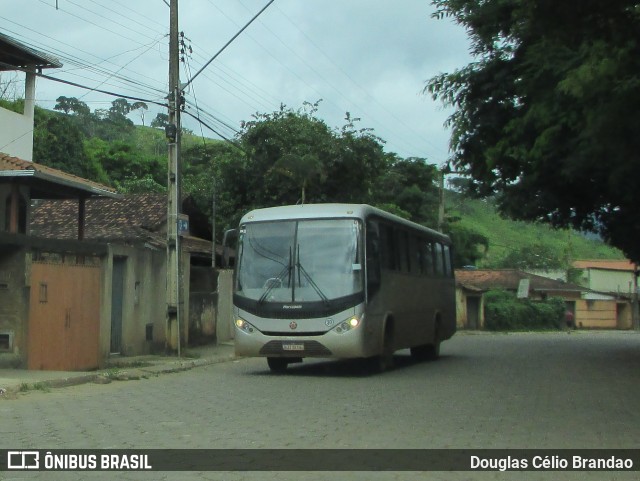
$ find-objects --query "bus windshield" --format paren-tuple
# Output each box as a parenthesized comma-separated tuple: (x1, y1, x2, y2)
(236, 219, 363, 304)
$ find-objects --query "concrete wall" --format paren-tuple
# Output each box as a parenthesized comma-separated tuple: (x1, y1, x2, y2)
(575, 299, 618, 329)
(0, 246, 29, 367)
(0, 70, 35, 160)
(573, 297, 632, 330)
(0, 108, 33, 161)
(100, 245, 167, 360)
(216, 269, 234, 342)
(581, 269, 635, 296)
(188, 265, 217, 345)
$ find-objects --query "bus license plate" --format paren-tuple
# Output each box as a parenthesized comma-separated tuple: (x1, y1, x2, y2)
(282, 343, 304, 351)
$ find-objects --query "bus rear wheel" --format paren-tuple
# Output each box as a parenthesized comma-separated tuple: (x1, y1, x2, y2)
(267, 357, 288, 372)
(425, 323, 441, 360)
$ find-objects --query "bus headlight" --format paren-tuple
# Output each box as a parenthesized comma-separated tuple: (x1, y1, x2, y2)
(235, 318, 255, 333)
(334, 315, 363, 334)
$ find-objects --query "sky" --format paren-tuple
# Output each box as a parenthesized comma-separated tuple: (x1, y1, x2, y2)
(1, 0, 472, 163)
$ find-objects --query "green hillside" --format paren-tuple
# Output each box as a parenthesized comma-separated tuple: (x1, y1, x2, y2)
(445, 191, 625, 267)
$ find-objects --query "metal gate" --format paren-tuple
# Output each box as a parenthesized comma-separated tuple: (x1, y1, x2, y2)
(28, 260, 101, 371)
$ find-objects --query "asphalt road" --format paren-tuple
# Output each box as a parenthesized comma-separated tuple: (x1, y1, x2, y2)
(1, 331, 639, 481)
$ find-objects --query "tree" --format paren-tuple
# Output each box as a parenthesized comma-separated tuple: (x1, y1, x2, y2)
(239, 103, 340, 206)
(33, 108, 108, 184)
(444, 223, 489, 267)
(151, 113, 169, 129)
(426, 0, 640, 261)
(54, 96, 90, 117)
(372, 157, 440, 226)
(131, 101, 148, 126)
(0, 72, 19, 100)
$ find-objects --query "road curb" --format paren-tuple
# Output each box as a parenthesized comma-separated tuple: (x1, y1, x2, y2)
(1, 352, 239, 398)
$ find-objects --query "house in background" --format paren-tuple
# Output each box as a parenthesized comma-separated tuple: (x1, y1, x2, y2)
(454, 268, 630, 330)
(570, 259, 637, 329)
(572, 259, 637, 297)
(30, 193, 219, 361)
(0, 34, 120, 370)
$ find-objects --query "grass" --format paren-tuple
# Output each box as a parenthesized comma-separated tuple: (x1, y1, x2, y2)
(445, 191, 625, 266)
(18, 381, 50, 393)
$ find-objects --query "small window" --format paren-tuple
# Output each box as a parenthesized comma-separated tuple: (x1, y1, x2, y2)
(145, 324, 153, 342)
(0, 332, 12, 351)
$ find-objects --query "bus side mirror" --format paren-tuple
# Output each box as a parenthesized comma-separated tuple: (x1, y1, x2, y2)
(222, 228, 238, 268)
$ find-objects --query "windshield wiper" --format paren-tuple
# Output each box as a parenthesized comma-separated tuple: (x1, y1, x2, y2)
(258, 247, 292, 304)
(296, 247, 329, 305)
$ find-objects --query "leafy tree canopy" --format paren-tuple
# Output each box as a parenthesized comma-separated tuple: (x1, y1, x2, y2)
(426, 0, 640, 261)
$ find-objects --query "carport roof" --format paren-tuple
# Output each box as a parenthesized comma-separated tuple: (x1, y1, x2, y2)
(0, 31, 62, 71)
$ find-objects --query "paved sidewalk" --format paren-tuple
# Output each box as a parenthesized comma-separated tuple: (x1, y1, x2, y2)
(0, 342, 236, 397)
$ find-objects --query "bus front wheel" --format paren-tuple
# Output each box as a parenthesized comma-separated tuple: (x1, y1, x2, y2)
(267, 357, 288, 372)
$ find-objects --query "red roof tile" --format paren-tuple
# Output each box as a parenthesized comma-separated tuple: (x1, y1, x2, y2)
(30, 194, 166, 242)
(572, 259, 636, 272)
(455, 269, 584, 292)
(30, 194, 212, 255)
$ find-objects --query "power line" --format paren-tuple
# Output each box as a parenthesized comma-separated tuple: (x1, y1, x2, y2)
(182, 0, 275, 90)
(0, 19, 167, 98)
(35, 70, 168, 108)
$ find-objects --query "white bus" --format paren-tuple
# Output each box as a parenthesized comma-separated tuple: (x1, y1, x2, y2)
(233, 203, 456, 371)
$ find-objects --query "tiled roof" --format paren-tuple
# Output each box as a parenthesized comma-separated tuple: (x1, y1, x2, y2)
(0, 153, 117, 197)
(572, 259, 636, 272)
(30, 194, 212, 255)
(455, 269, 584, 293)
(31, 194, 166, 242)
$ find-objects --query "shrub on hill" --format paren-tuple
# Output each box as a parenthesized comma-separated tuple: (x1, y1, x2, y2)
(483, 290, 564, 331)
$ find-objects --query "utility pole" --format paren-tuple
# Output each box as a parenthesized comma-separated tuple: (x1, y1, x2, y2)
(166, 0, 182, 355)
(437, 168, 445, 232)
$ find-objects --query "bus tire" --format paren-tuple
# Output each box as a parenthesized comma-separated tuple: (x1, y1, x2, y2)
(267, 357, 288, 372)
(370, 321, 394, 373)
(425, 321, 441, 361)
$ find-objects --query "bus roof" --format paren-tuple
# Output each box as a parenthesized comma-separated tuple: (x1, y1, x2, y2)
(239, 203, 450, 243)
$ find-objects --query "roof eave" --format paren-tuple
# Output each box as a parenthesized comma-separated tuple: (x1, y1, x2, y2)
(0, 169, 118, 198)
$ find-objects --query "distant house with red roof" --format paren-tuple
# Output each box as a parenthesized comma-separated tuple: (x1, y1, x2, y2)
(455, 268, 632, 330)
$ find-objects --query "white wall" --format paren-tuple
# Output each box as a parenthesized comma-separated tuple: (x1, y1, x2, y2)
(0, 108, 33, 160)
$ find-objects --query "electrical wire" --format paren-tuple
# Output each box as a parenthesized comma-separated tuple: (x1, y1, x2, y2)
(182, 0, 275, 90)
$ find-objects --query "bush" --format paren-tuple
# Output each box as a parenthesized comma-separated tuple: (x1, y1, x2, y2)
(483, 290, 564, 331)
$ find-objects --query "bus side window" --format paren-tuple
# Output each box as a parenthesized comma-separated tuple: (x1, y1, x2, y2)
(434, 243, 445, 277)
(396, 229, 410, 273)
(423, 241, 434, 276)
(409, 235, 420, 275)
(443, 245, 452, 277)
(379, 224, 396, 270)
(366, 221, 381, 296)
